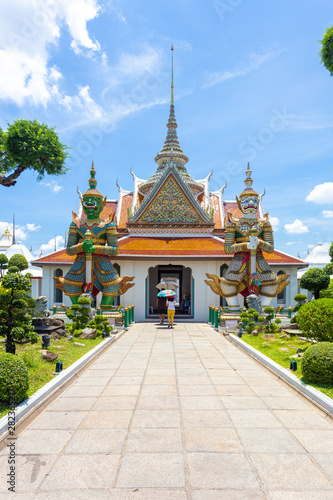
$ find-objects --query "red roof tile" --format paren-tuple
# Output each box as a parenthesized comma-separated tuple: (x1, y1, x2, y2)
(32, 238, 306, 265)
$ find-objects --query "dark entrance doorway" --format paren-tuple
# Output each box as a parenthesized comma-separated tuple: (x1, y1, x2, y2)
(147, 264, 193, 318)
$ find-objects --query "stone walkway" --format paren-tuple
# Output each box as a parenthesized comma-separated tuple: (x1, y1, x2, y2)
(1, 322, 333, 499)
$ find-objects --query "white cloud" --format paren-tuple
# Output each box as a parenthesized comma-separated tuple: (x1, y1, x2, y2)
(286, 241, 296, 246)
(270, 216, 280, 231)
(306, 182, 333, 204)
(0, 0, 101, 106)
(0, 221, 41, 241)
(60, 85, 103, 120)
(41, 180, 63, 193)
(204, 51, 281, 88)
(322, 209, 333, 218)
(284, 219, 309, 234)
(36, 235, 65, 256)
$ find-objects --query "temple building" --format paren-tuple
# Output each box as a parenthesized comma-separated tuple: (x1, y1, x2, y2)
(33, 58, 306, 320)
(0, 227, 42, 297)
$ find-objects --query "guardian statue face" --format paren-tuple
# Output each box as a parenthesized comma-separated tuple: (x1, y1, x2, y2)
(240, 195, 259, 215)
(82, 196, 103, 219)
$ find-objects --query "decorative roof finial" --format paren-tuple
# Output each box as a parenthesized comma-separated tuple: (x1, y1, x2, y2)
(171, 45, 174, 105)
(239, 162, 258, 198)
(89, 161, 97, 190)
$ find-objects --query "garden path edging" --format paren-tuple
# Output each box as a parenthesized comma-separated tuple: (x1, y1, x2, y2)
(228, 332, 333, 416)
(0, 330, 125, 437)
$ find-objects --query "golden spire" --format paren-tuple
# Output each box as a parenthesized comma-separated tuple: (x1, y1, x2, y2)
(171, 45, 174, 105)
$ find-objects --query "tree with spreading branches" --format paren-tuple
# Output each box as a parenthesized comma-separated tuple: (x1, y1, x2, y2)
(0, 119, 69, 187)
(319, 26, 333, 76)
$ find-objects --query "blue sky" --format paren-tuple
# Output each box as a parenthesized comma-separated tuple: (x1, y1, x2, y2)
(0, 0, 333, 258)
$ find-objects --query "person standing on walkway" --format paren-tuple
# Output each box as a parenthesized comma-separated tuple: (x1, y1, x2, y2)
(157, 289, 167, 325)
(167, 296, 176, 328)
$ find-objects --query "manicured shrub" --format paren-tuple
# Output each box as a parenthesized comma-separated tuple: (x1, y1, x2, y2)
(297, 299, 333, 342)
(78, 296, 91, 305)
(301, 342, 333, 385)
(0, 353, 29, 404)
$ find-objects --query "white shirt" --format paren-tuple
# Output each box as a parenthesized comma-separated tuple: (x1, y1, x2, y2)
(167, 300, 175, 310)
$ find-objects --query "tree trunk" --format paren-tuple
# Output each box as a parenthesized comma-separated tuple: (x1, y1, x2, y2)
(314, 290, 320, 300)
(0, 165, 27, 187)
(5, 340, 15, 355)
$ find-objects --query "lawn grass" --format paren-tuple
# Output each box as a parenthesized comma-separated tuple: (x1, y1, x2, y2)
(237, 331, 333, 400)
(0, 336, 104, 419)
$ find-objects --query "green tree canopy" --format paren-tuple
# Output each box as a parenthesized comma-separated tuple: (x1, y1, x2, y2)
(299, 268, 330, 300)
(0, 254, 8, 277)
(319, 26, 333, 76)
(8, 254, 29, 271)
(0, 119, 69, 187)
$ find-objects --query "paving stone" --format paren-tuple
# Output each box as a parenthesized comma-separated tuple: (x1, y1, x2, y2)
(268, 493, 333, 500)
(131, 409, 181, 428)
(35, 491, 110, 500)
(182, 410, 232, 428)
(210, 376, 245, 385)
(63, 385, 105, 398)
(214, 385, 256, 396)
(249, 453, 332, 489)
(108, 490, 187, 500)
(187, 452, 260, 489)
(180, 396, 224, 410)
(140, 385, 177, 396)
(177, 376, 212, 385)
(28, 411, 87, 430)
(116, 453, 185, 487)
(313, 453, 333, 477)
(273, 410, 333, 430)
(125, 427, 183, 452)
(92, 396, 137, 411)
(192, 490, 265, 500)
(228, 409, 283, 428)
(237, 427, 306, 453)
(178, 385, 217, 396)
(16, 430, 73, 455)
(184, 427, 243, 452)
(39, 454, 120, 490)
(261, 396, 312, 410)
(81, 369, 115, 378)
(290, 429, 333, 453)
(0, 454, 57, 494)
(137, 395, 179, 409)
(65, 428, 127, 453)
(48, 397, 97, 411)
(80, 410, 133, 429)
(144, 375, 176, 385)
(102, 385, 141, 396)
(74, 377, 110, 387)
(109, 376, 143, 385)
(220, 396, 267, 410)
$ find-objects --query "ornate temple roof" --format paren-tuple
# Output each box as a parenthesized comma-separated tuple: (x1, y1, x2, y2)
(32, 238, 307, 265)
(139, 48, 203, 199)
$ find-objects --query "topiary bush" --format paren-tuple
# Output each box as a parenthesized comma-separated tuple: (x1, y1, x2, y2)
(0, 353, 29, 404)
(301, 342, 333, 385)
(297, 298, 333, 342)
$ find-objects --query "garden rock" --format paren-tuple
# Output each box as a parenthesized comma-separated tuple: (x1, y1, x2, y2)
(280, 347, 289, 352)
(51, 333, 61, 340)
(81, 328, 97, 339)
(42, 351, 58, 362)
(251, 329, 259, 336)
(262, 334, 275, 339)
(74, 342, 85, 347)
(56, 328, 67, 337)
